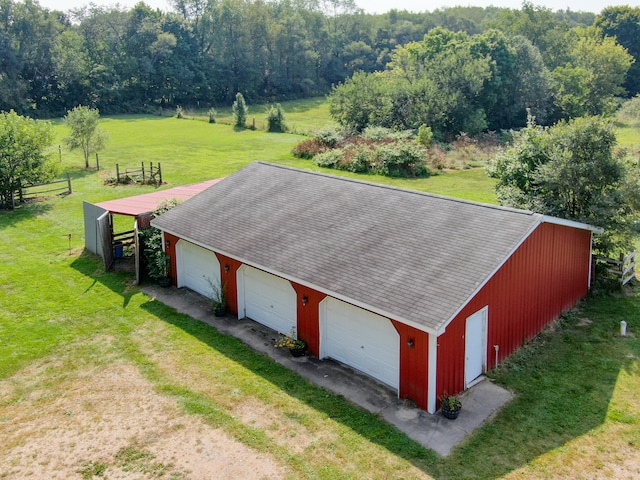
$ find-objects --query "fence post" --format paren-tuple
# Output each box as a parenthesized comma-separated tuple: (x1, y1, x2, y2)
(96, 153, 100, 171)
(158, 163, 162, 184)
(67, 172, 72, 194)
(116, 164, 120, 183)
(142, 162, 145, 183)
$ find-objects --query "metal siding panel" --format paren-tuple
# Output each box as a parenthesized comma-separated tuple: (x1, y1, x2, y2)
(215, 254, 242, 316)
(437, 223, 592, 402)
(291, 282, 327, 357)
(393, 321, 429, 410)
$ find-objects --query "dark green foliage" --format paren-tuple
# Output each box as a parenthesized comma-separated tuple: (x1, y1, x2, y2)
(138, 200, 180, 281)
(232, 93, 248, 128)
(311, 136, 430, 178)
(0, 0, 628, 129)
(266, 103, 286, 132)
(0, 110, 56, 208)
(487, 115, 640, 255)
(595, 6, 640, 97)
(328, 26, 557, 137)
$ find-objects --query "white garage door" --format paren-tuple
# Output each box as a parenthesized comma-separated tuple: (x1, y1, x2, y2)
(177, 240, 220, 297)
(322, 298, 399, 390)
(241, 266, 296, 334)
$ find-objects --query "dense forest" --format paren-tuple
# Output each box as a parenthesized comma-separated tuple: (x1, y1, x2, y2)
(0, 0, 639, 128)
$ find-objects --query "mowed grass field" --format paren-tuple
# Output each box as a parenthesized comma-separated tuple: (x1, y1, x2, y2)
(1, 99, 639, 479)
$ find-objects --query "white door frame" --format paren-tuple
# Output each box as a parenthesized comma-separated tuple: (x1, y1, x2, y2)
(465, 306, 488, 389)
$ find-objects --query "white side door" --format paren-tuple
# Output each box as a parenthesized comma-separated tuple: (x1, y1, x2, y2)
(465, 307, 488, 388)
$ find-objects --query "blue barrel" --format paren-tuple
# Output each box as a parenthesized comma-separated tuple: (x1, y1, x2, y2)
(114, 241, 124, 259)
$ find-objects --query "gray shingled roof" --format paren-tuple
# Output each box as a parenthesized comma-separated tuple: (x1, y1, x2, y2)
(153, 162, 545, 332)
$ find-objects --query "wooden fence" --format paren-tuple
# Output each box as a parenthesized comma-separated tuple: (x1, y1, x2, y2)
(1, 174, 72, 209)
(597, 251, 637, 286)
(116, 162, 162, 185)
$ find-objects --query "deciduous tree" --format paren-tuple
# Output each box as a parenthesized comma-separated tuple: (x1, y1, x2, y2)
(64, 105, 108, 168)
(0, 110, 55, 208)
(487, 115, 640, 254)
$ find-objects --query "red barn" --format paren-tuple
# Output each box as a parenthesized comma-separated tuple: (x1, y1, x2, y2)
(152, 162, 600, 413)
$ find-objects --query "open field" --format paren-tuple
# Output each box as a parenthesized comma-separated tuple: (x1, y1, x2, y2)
(1, 108, 639, 479)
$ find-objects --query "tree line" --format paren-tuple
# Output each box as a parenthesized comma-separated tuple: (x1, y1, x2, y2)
(329, 5, 640, 138)
(1, 0, 638, 119)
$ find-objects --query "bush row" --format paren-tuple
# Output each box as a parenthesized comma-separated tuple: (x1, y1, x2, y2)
(313, 140, 429, 178)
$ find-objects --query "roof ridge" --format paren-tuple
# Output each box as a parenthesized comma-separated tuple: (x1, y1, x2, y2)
(254, 161, 537, 217)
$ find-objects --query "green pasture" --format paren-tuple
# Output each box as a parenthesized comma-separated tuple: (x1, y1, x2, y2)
(1, 101, 639, 478)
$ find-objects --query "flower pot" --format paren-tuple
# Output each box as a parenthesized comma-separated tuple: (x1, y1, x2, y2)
(213, 305, 227, 317)
(158, 276, 171, 287)
(289, 344, 306, 357)
(441, 406, 460, 420)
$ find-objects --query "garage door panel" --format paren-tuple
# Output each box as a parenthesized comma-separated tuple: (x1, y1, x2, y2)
(324, 298, 399, 390)
(243, 266, 296, 334)
(179, 241, 220, 297)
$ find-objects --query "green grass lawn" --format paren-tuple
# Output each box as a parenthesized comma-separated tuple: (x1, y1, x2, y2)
(1, 107, 639, 478)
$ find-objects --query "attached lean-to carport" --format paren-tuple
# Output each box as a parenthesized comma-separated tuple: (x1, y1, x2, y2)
(82, 179, 221, 281)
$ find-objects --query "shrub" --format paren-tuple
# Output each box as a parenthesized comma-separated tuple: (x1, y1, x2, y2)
(232, 92, 248, 128)
(266, 103, 286, 132)
(340, 144, 373, 173)
(361, 126, 394, 142)
(362, 126, 413, 142)
(618, 94, 640, 121)
(207, 108, 217, 123)
(313, 126, 346, 148)
(427, 146, 448, 170)
(313, 149, 343, 168)
(375, 141, 429, 177)
(417, 124, 433, 147)
(175, 105, 184, 119)
(292, 138, 327, 159)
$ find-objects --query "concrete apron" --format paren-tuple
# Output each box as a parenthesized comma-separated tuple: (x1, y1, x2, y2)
(142, 285, 514, 456)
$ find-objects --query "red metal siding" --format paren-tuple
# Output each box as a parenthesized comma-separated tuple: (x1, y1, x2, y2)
(215, 253, 242, 316)
(291, 282, 326, 357)
(436, 222, 592, 404)
(392, 321, 429, 410)
(163, 232, 180, 286)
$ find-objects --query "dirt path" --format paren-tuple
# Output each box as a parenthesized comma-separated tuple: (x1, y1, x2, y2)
(0, 361, 286, 479)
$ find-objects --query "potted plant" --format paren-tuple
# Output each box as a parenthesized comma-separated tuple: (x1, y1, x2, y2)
(439, 392, 462, 419)
(209, 278, 227, 317)
(274, 329, 307, 357)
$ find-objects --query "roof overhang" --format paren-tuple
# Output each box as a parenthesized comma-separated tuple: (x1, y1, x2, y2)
(436, 215, 602, 335)
(152, 227, 440, 336)
(541, 215, 604, 234)
(97, 179, 222, 217)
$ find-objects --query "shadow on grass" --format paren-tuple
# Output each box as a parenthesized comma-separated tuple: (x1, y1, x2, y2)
(70, 250, 138, 309)
(136, 297, 440, 473)
(67, 254, 640, 478)
(440, 292, 639, 478)
(0, 200, 54, 229)
(138, 288, 639, 479)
